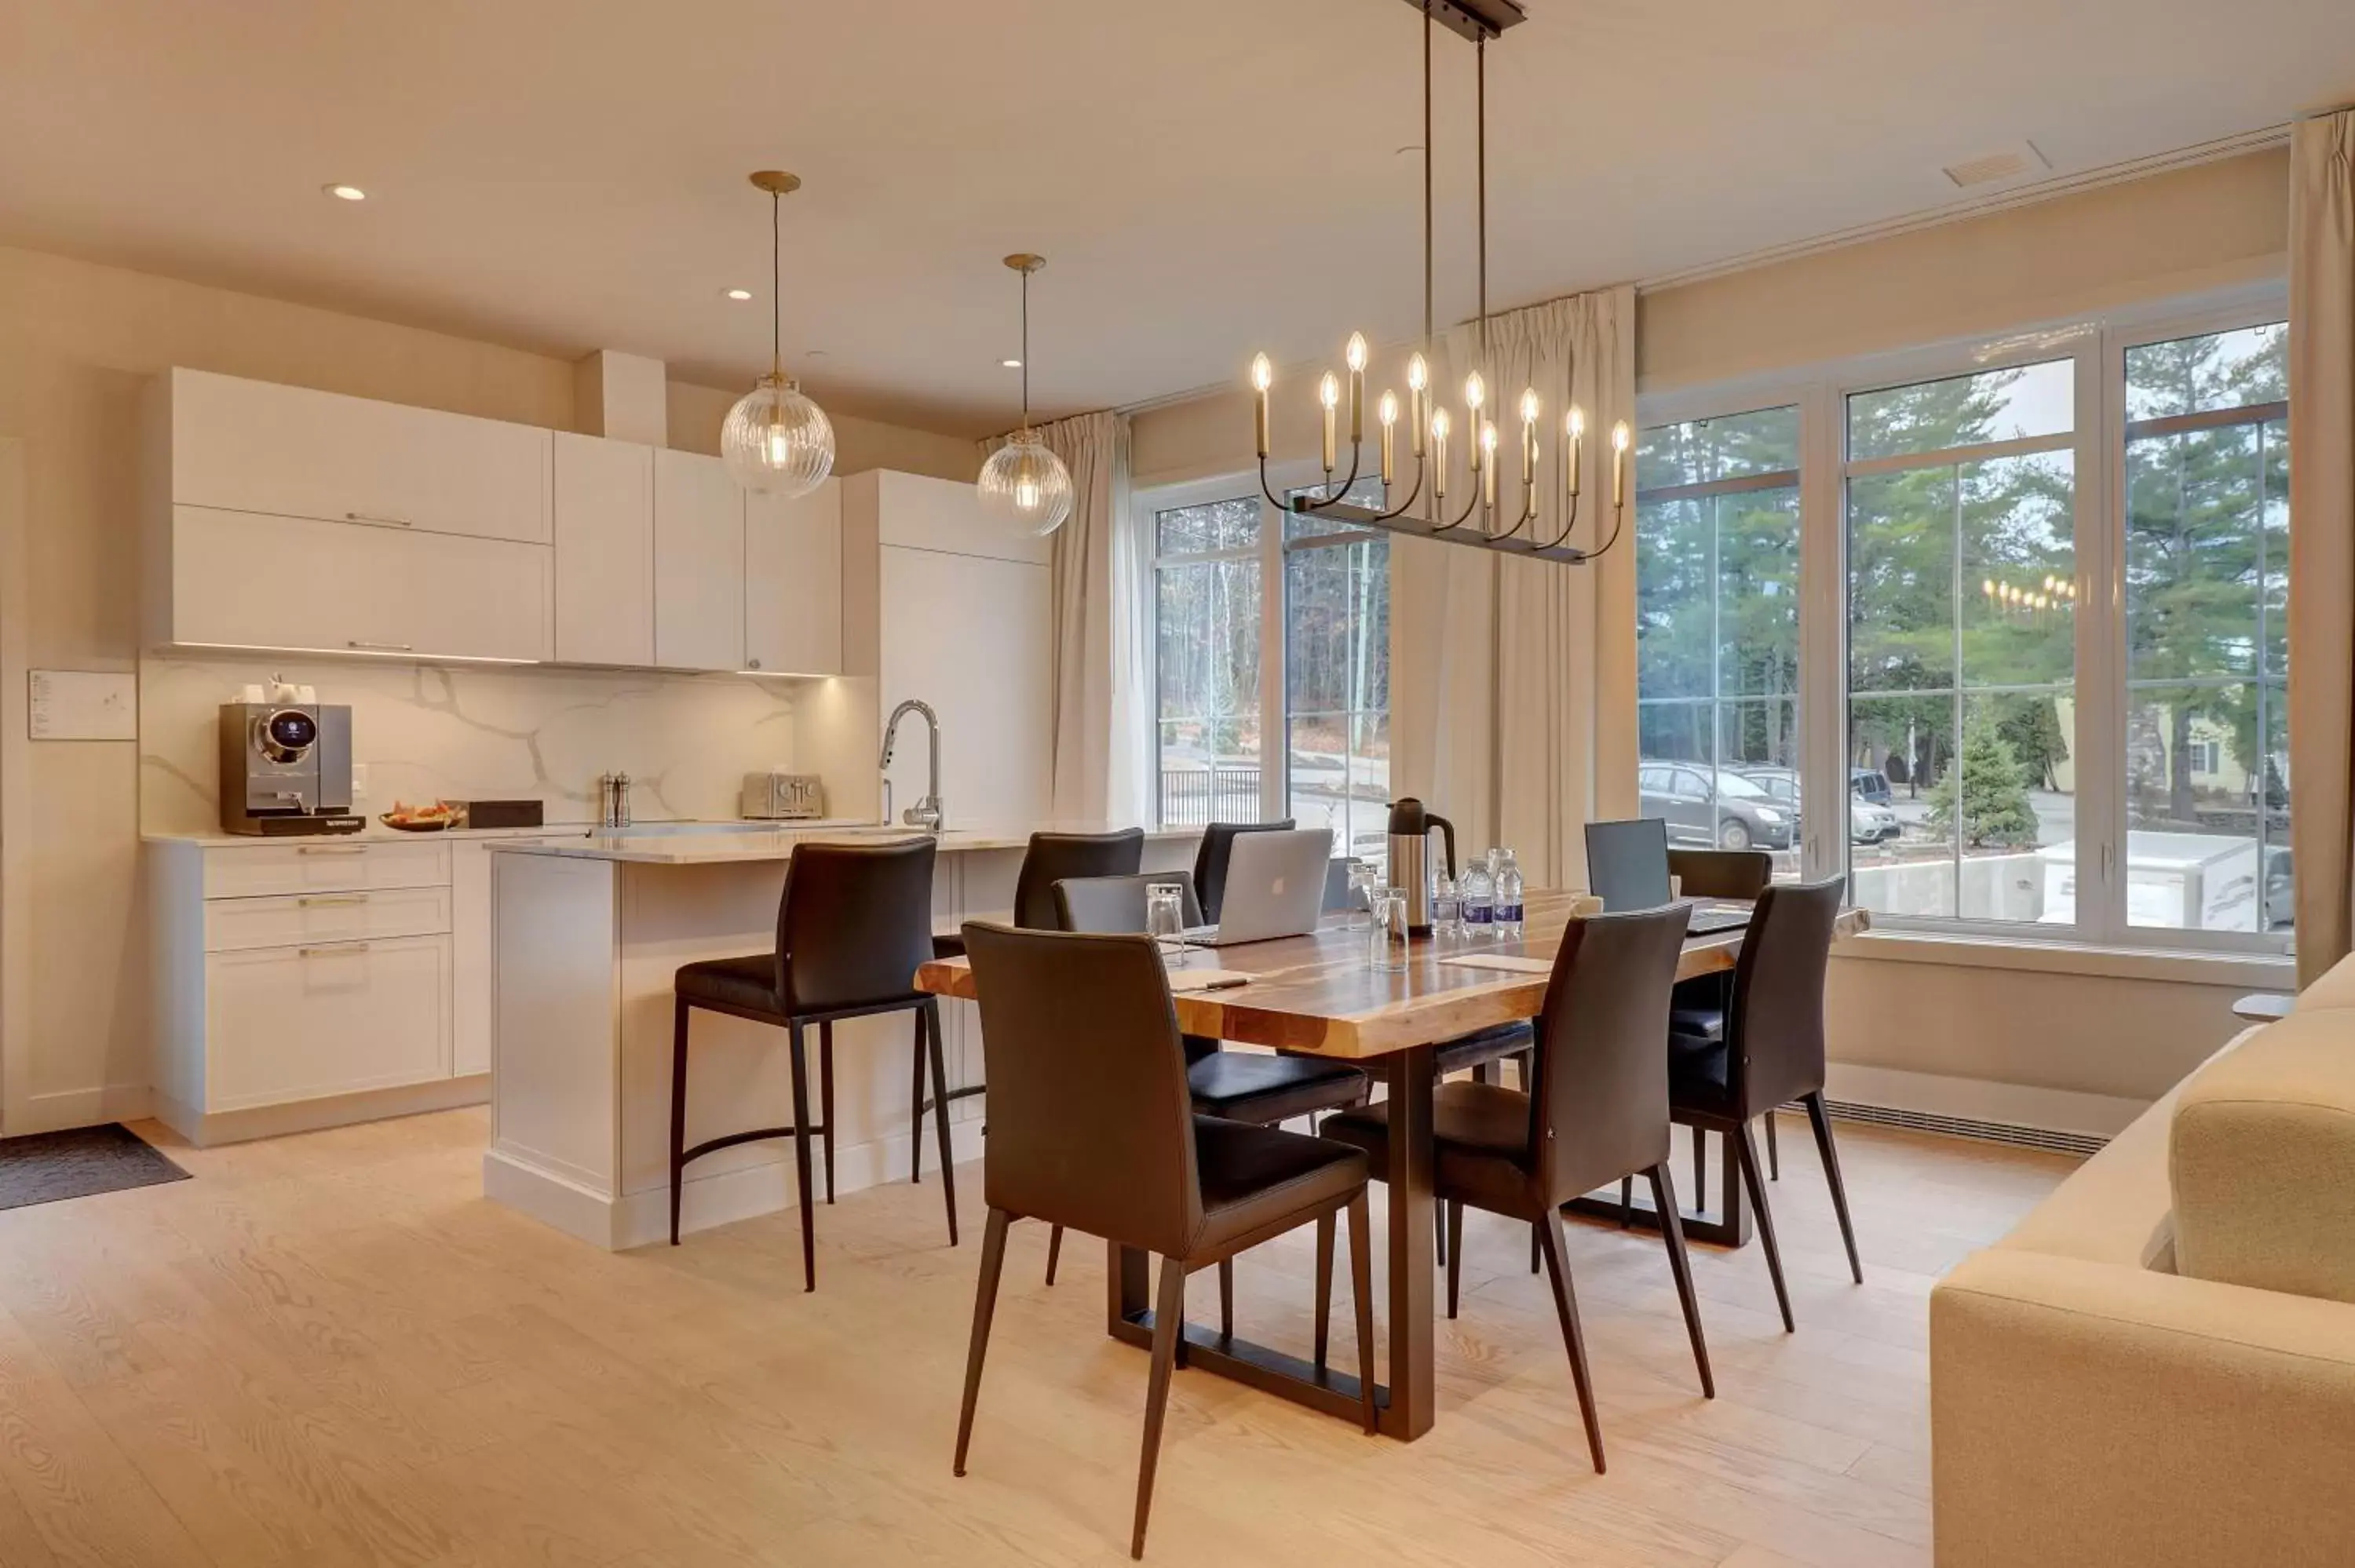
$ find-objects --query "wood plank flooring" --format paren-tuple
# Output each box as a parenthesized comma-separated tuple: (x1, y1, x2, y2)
(0, 1107, 2077, 1566)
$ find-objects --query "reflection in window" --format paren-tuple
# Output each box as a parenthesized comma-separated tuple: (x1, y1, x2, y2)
(2123, 323, 2290, 933)
(1845, 361, 2076, 922)
(1636, 409, 1802, 875)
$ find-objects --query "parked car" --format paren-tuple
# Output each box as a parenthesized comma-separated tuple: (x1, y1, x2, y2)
(1852, 768, 1894, 808)
(1637, 760, 1795, 851)
(1735, 764, 1901, 846)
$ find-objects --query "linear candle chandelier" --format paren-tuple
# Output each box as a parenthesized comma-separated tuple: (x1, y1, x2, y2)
(1246, 0, 1629, 565)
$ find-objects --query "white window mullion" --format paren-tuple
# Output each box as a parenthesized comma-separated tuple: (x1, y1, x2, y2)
(1258, 497, 1287, 822)
(2078, 328, 2129, 946)
(1798, 381, 1847, 884)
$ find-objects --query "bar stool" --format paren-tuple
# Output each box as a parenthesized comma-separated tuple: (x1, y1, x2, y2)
(670, 836, 952, 1291)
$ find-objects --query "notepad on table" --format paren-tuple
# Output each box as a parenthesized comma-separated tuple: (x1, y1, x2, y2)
(1439, 954, 1554, 975)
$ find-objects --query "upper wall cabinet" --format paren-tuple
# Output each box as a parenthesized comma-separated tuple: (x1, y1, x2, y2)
(864, 469, 1052, 566)
(155, 369, 552, 545)
(553, 433, 654, 666)
(652, 450, 745, 673)
(744, 481, 844, 676)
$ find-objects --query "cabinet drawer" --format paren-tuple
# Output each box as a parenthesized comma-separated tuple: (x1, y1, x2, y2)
(204, 884, 451, 953)
(203, 840, 451, 899)
(167, 369, 552, 545)
(203, 935, 452, 1111)
(166, 506, 553, 664)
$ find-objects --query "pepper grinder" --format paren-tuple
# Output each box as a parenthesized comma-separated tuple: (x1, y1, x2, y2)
(597, 771, 633, 830)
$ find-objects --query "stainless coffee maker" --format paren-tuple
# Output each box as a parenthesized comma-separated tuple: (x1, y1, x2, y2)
(218, 702, 361, 835)
(1386, 797, 1458, 935)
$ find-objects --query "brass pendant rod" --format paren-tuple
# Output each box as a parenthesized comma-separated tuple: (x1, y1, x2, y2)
(1020, 266, 1031, 425)
(769, 190, 782, 379)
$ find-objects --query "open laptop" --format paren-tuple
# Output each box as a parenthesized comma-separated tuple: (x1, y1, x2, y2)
(1181, 829, 1334, 947)
(1583, 818, 1753, 937)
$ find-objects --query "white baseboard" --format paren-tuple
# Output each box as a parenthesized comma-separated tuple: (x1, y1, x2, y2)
(487, 1115, 988, 1253)
(6, 1082, 155, 1137)
(1824, 1062, 2151, 1140)
(150, 1075, 489, 1148)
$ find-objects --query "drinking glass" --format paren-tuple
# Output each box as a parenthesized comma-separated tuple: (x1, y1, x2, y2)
(1145, 883, 1188, 957)
(1346, 860, 1381, 929)
(1370, 888, 1410, 973)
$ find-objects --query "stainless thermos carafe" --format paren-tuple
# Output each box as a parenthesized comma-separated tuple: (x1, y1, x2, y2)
(1386, 797, 1458, 934)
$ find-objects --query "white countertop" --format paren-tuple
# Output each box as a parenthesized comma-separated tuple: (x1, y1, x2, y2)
(144, 824, 597, 848)
(487, 822, 1200, 865)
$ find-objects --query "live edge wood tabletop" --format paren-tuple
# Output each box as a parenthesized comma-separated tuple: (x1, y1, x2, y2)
(915, 888, 1869, 1444)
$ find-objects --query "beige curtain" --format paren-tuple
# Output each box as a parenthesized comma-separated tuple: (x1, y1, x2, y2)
(1389, 286, 1638, 888)
(2291, 110, 2355, 987)
(985, 411, 1147, 826)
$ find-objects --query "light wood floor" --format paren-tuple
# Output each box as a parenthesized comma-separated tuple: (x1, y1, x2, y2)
(0, 1107, 2076, 1566)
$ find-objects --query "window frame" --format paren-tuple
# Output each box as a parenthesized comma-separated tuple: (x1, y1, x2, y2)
(1637, 279, 2292, 959)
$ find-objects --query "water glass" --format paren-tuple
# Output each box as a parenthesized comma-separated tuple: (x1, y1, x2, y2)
(1145, 882, 1188, 957)
(1346, 860, 1381, 928)
(1369, 888, 1410, 973)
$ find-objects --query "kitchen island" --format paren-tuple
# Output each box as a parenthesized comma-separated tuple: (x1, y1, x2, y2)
(483, 824, 1197, 1249)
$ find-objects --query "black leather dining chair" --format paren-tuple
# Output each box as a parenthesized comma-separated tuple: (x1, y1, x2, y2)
(669, 837, 951, 1290)
(1666, 847, 1778, 1180)
(952, 921, 1375, 1558)
(1042, 870, 1372, 1306)
(915, 829, 1145, 1185)
(1320, 903, 1711, 1471)
(1192, 819, 1294, 924)
(1667, 877, 1860, 1332)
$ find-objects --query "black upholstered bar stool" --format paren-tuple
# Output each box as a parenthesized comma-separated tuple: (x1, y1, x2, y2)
(670, 836, 953, 1291)
(911, 828, 1144, 1182)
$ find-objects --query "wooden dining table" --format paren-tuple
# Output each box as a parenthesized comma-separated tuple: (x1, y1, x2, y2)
(915, 888, 1866, 1442)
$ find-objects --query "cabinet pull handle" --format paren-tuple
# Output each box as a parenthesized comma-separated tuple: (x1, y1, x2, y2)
(296, 845, 367, 856)
(345, 511, 414, 528)
(297, 894, 369, 907)
(347, 640, 415, 653)
(298, 943, 371, 957)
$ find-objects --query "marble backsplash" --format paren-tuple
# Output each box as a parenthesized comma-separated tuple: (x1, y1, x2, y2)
(141, 655, 813, 834)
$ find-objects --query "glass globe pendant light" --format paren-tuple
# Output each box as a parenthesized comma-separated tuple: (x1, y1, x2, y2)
(721, 170, 834, 498)
(975, 253, 1074, 539)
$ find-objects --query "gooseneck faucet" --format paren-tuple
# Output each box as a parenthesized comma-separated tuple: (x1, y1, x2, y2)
(878, 698, 944, 833)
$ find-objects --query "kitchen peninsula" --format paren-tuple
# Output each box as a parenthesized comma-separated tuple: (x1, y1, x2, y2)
(483, 823, 1196, 1248)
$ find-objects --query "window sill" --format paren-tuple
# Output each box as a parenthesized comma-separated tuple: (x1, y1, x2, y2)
(1834, 925, 2295, 988)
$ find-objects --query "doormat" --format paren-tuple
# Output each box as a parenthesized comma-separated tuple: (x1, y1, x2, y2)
(0, 1124, 191, 1212)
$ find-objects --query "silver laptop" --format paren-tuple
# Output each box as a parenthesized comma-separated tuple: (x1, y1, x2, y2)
(1183, 829, 1334, 947)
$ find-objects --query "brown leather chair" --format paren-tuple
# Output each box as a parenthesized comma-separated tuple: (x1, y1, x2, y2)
(1046, 870, 1372, 1300)
(951, 921, 1375, 1558)
(1667, 877, 1860, 1333)
(915, 830, 1147, 1183)
(1320, 903, 1711, 1472)
(1191, 819, 1294, 924)
(1666, 846, 1778, 1180)
(670, 837, 952, 1290)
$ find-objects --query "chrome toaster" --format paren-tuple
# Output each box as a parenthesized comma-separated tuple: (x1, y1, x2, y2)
(740, 771, 826, 821)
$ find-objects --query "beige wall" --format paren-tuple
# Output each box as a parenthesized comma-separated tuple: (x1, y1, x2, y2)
(1127, 149, 2295, 1115)
(0, 241, 969, 1133)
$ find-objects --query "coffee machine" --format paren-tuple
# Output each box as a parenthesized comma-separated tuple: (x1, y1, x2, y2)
(218, 702, 363, 835)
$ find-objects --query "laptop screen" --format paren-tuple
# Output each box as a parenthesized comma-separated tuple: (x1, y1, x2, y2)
(1584, 818, 1674, 911)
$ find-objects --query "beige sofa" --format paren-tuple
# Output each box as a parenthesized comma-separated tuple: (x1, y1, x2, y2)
(1932, 954, 2355, 1567)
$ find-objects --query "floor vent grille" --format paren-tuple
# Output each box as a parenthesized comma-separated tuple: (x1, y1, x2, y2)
(1816, 1098, 2109, 1158)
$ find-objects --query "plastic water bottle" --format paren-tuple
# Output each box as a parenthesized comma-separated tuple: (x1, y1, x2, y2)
(1494, 848, 1524, 943)
(1462, 855, 1495, 939)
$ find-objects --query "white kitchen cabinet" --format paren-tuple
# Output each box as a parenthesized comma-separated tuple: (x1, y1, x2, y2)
(199, 838, 451, 899)
(653, 450, 745, 672)
(203, 884, 452, 954)
(553, 433, 655, 665)
(878, 544, 1053, 831)
(156, 367, 551, 545)
(744, 480, 843, 676)
(202, 935, 451, 1112)
(163, 505, 553, 663)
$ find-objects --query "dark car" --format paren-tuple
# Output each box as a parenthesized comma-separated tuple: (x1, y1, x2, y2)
(1637, 760, 1796, 851)
(1852, 768, 1893, 808)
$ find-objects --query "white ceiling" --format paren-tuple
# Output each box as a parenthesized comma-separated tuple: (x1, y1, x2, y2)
(2, 1, 2347, 436)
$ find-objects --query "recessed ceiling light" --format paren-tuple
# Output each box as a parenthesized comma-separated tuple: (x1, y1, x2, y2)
(1002, 358, 1024, 369)
(323, 183, 367, 202)
(722, 287, 753, 301)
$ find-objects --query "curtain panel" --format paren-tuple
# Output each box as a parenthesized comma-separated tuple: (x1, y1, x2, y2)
(1389, 286, 1638, 889)
(981, 411, 1148, 826)
(2291, 110, 2355, 986)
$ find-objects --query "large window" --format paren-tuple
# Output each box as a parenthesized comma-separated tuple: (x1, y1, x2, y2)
(1636, 407, 1803, 873)
(1147, 480, 1393, 866)
(1637, 290, 2291, 953)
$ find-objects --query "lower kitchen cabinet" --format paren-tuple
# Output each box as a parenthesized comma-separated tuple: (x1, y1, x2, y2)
(203, 935, 451, 1110)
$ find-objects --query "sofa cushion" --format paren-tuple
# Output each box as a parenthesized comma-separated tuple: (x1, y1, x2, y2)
(2172, 1010, 2355, 1304)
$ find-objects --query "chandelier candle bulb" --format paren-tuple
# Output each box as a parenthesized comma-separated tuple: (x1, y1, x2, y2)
(1408, 353, 1430, 457)
(1481, 421, 1499, 509)
(1320, 372, 1341, 474)
(1611, 420, 1631, 510)
(1520, 388, 1539, 485)
(1378, 391, 1399, 487)
(1251, 354, 1273, 460)
(1431, 408, 1451, 500)
(1346, 333, 1368, 444)
(1566, 406, 1586, 497)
